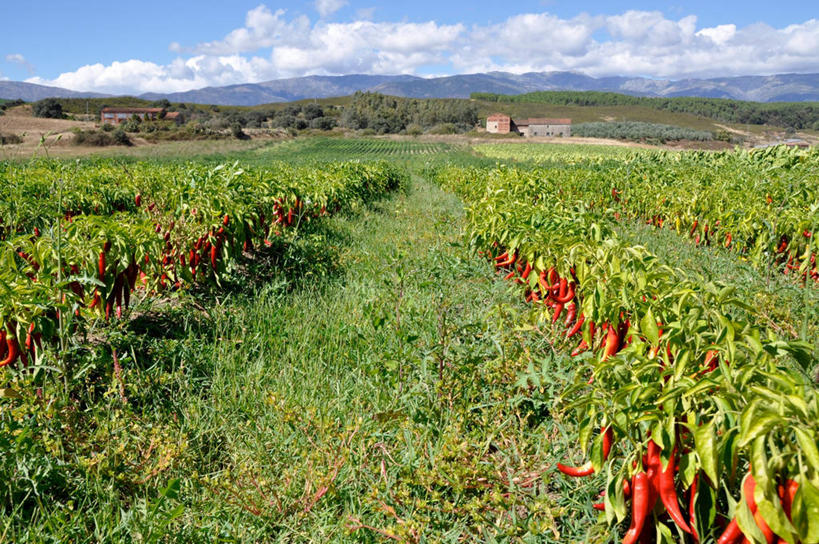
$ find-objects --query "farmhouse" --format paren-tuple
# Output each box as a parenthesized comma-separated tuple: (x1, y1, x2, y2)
(485, 113, 571, 137)
(100, 107, 164, 125)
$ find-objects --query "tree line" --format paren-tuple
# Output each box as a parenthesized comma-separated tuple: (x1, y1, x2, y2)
(472, 91, 819, 130)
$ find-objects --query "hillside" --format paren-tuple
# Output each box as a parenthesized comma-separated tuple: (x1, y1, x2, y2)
(4, 72, 819, 105)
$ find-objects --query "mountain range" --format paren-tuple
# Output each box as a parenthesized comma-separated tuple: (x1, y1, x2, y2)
(2, 72, 819, 105)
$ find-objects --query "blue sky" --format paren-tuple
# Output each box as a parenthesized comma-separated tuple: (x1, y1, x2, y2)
(2, 1, 818, 93)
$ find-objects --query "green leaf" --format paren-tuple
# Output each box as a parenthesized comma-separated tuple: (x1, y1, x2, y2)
(694, 422, 719, 487)
(795, 428, 819, 472)
(738, 412, 779, 448)
(792, 477, 819, 544)
(640, 308, 659, 346)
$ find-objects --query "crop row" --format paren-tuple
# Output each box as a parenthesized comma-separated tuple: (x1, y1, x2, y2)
(475, 144, 819, 282)
(433, 163, 819, 544)
(0, 159, 405, 369)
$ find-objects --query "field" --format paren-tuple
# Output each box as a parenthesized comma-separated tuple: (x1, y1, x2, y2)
(1, 138, 818, 543)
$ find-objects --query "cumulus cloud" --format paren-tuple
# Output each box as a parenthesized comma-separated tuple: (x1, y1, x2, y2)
(315, 0, 347, 17)
(25, 6, 819, 95)
(5, 53, 35, 74)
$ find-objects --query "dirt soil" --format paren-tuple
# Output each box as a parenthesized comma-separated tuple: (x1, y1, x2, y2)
(0, 105, 96, 154)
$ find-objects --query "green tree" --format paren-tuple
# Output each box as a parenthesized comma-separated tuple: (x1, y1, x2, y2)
(32, 98, 63, 119)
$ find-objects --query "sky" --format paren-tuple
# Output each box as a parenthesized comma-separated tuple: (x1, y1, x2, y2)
(1, 1, 818, 94)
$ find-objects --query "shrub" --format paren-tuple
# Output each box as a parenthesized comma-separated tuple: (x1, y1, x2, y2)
(572, 121, 713, 142)
(73, 129, 130, 146)
(303, 103, 324, 121)
(406, 123, 423, 136)
(121, 118, 141, 133)
(230, 123, 249, 140)
(428, 123, 457, 135)
(101, 123, 115, 132)
(309, 117, 337, 130)
(32, 98, 63, 119)
(272, 115, 296, 129)
(112, 129, 130, 145)
(0, 133, 23, 145)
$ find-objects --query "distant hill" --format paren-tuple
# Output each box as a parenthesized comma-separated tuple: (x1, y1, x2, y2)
(3, 72, 819, 105)
(0, 81, 108, 101)
(139, 74, 421, 106)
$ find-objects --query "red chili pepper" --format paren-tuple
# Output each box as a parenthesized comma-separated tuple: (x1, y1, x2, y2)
(0, 335, 19, 368)
(98, 250, 106, 278)
(571, 339, 588, 357)
(602, 324, 619, 360)
(717, 518, 743, 544)
(780, 479, 799, 519)
(211, 245, 218, 271)
(657, 445, 693, 534)
(520, 261, 532, 280)
(564, 302, 577, 328)
(567, 314, 585, 338)
(504, 270, 516, 281)
(623, 472, 652, 544)
(744, 473, 775, 544)
(548, 267, 558, 285)
(497, 252, 516, 268)
(592, 502, 605, 511)
(223, 214, 229, 226)
(705, 350, 719, 372)
(602, 427, 613, 460)
(552, 302, 564, 324)
(135, 194, 142, 207)
(555, 281, 576, 304)
(557, 461, 594, 477)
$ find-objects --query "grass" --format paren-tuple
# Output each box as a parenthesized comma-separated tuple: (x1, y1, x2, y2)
(1, 147, 603, 542)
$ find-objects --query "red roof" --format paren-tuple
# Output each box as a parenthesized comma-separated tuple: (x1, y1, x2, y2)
(101, 107, 164, 113)
(487, 113, 511, 121)
(164, 112, 181, 119)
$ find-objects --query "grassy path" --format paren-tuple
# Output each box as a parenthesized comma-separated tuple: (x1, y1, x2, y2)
(144, 176, 597, 542)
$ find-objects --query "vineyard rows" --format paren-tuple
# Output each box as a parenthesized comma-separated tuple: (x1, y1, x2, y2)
(266, 138, 451, 161)
(433, 148, 819, 543)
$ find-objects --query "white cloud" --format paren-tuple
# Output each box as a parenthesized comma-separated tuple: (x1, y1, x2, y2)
(5, 53, 35, 74)
(315, 0, 347, 18)
(25, 7, 819, 95)
(174, 6, 311, 55)
(696, 24, 737, 45)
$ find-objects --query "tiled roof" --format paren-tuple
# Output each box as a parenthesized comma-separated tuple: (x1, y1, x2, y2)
(101, 107, 164, 113)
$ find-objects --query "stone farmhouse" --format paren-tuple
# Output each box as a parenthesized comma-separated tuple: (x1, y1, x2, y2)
(486, 113, 571, 137)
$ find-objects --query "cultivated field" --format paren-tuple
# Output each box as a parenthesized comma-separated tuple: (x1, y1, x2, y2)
(1, 138, 817, 543)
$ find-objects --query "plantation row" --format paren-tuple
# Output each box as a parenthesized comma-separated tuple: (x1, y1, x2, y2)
(475, 144, 819, 282)
(432, 163, 819, 543)
(287, 138, 449, 158)
(0, 159, 405, 368)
